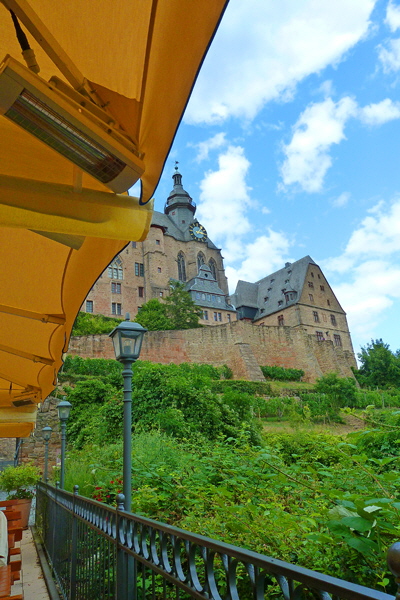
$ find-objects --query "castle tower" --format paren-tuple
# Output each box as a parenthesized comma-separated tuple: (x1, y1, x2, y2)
(164, 163, 196, 229)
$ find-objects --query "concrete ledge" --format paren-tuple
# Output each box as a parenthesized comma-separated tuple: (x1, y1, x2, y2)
(30, 526, 61, 600)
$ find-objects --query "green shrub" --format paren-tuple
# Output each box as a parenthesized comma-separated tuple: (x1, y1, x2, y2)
(72, 312, 123, 335)
(261, 365, 304, 381)
(314, 373, 357, 408)
(265, 432, 345, 466)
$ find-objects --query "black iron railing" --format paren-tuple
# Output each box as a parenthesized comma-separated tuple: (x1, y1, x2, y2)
(35, 482, 396, 600)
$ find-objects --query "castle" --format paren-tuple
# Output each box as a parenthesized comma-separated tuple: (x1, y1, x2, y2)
(83, 166, 236, 326)
(80, 168, 357, 379)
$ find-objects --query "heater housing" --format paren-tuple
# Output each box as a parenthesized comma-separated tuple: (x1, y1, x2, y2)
(0, 55, 144, 193)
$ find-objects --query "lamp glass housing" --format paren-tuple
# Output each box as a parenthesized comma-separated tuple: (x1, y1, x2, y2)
(42, 426, 52, 442)
(109, 320, 147, 361)
(57, 399, 72, 422)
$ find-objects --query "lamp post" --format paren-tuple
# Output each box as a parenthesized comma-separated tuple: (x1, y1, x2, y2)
(57, 399, 72, 489)
(42, 426, 52, 483)
(109, 315, 147, 512)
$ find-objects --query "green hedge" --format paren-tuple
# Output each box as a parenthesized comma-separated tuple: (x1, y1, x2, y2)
(260, 365, 304, 381)
(210, 379, 272, 396)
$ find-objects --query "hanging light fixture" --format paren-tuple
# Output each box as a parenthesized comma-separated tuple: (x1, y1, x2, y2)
(0, 55, 144, 193)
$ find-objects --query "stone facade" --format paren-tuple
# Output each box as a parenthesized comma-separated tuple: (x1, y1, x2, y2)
(232, 256, 355, 357)
(68, 320, 357, 383)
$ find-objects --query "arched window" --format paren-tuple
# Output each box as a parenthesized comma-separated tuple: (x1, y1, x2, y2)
(177, 252, 186, 282)
(108, 257, 123, 280)
(208, 258, 217, 280)
(197, 252, 205, 271)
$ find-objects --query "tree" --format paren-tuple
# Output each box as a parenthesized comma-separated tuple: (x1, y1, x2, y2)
(356, 339, 400, 388)
(165, 281, 203, 329)
(314, 372, 357, 408)
(134, 299, 173, 331)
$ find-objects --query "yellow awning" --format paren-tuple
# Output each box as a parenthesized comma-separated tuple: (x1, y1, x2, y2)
(0, 0, 228, 436)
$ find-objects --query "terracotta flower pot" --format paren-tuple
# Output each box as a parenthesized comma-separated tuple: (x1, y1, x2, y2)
(13, 498, 32, 529)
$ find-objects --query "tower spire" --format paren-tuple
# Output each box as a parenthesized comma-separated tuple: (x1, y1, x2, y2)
(165, 163, 196, 219)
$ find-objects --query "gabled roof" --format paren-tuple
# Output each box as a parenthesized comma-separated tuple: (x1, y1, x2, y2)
(232, 256, 319, 319)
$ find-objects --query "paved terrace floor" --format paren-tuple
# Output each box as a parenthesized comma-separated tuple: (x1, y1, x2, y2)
(10, 529, 50, 600)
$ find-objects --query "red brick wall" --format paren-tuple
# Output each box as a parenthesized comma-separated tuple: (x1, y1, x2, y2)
(68, 321, 357, 382)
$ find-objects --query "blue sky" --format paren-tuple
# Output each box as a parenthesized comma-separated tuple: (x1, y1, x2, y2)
(140, 0, 400, 357)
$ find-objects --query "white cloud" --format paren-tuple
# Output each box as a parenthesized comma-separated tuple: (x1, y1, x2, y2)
(323, 199, 400, 347)
(226, 232, 292, 291)
(386, 0, 400, 31)
(185, 0, 375, 124)
(280, 97, 357, 192)
(359, 98, 400, 124)
(378, 37, 400, 72)
(191, 133, 227, 162)
(333, 192, 351, 207)
(197, 146, 253, 261)
(196, 146, 292, 288)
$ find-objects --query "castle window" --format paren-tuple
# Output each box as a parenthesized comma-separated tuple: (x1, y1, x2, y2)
(135, 262, 144, 277)
(334, 334, 342, 347)
(177, 252, 186, 282)
(317, 274, 321, 279)
(285, 291, 297, 303)
(308, 281, 314, 288)
(320, 285, 325, 291)
(131, 242, 136, 248)
(111, 282, 121, 294)
(264, 296, 269, 302)
(218, 312, 222, 321)
(196, 292, 201, 299)
(278, 315, 284, 326)
(309, 293, 314, 302)
(260, 308, 265, 314)
(203, 310, 208, 320)
(86, 300, 93, 313)
(316, 331, 324, 341)
(138, 287, 144, 298)
(197, 252, 205, 271)
(327, 299, 331, 306)
(206, 294, 211, 301)
(213, 312, 218, 322)
(108, 257, 123, 280)
(112, 302, 122, 315)
(209, 258, 217, 280)
(157, 267, 162, 273)
(159, 292, 163, 297)
(311, 272, 314, 277)
(330, 314, 337, 326)
(156, 239, 160, 245)
(227, 314, 231, 322)
(285, 279, 289, 284)
(322, 314, 327, 322)
(313, 311, 320, 323)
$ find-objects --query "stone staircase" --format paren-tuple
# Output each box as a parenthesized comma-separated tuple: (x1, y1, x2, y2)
(235, 343, 265, 381)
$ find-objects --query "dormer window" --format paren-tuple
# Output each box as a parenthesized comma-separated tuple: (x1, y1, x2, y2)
(264, 296, 269, 302)
(285, 291, 297, 303)
(270, 279, 275, 284)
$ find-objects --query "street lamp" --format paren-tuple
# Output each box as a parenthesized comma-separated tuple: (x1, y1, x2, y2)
(109, 315, 147, 512)
(57, 399, 72, 489)
(42, 426, 52, 483)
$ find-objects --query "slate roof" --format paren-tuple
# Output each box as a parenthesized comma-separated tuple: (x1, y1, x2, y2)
(231, 256, 318, 319)
(186, 264, 236, 311)
(151, 210, 218, 250)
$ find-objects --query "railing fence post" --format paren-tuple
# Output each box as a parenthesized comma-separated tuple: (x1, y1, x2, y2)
(69, 485, 79, 600)
(116, 494, 128, 600)
(387, 542, 400, 599)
